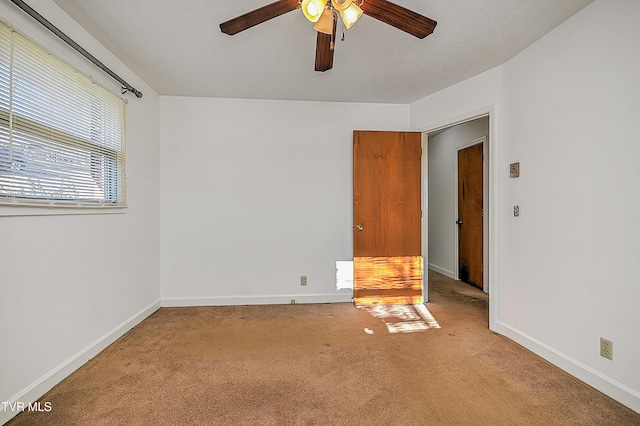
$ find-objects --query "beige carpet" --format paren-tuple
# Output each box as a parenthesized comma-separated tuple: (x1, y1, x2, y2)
(8, 271, 640, 425)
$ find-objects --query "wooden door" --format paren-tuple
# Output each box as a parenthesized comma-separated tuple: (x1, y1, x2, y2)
(353, 131, 422, 306)
(457, 143, 483, 289)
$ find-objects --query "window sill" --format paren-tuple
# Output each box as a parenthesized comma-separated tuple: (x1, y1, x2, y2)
(0, 204, 126, 217)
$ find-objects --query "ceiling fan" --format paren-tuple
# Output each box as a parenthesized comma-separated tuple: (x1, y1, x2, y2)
(220, 0, 437, 72)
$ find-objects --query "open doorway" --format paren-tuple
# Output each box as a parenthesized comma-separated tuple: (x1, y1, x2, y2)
(426, 116, 489, 298)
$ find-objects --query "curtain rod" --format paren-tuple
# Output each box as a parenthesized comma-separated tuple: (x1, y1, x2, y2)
(10, 0, 143, 98)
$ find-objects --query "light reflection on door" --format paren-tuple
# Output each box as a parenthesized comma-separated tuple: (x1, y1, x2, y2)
(353, 256, 423, 305)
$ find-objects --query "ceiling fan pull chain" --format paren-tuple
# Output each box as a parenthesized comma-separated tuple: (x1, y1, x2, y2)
(334, 8, 345, 42)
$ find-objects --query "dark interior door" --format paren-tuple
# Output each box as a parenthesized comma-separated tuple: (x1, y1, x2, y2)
(457, 142, 483, 289)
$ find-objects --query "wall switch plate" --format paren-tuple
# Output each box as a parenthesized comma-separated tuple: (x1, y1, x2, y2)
(300, 276, 307, 286)
(600, 337, 613, 360)
(510, 162, 520, 178)
(513, 206, 520, 217)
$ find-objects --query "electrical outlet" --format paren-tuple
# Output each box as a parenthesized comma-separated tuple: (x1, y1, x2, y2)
(600, 337, 613, 360)
(513, 205, 520, 217)
(300, 275, 307, 286)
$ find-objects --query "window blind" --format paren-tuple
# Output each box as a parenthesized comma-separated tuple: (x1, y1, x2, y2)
(0, 21, 126, 207)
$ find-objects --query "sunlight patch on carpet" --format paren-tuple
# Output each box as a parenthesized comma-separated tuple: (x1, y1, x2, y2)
(364, 304, 440, 334)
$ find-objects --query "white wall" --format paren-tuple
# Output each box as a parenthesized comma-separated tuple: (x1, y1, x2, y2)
(427, 118, 489, 279)
(412, 0, 640, 412)
(411, 67, 502, 131)
(160, 97, 409, 305)
(0, 2, 161, 423)
(498, 0, 640, 411)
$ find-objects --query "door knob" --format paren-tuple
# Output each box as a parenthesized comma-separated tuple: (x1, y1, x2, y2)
(456, 219, 464, 225)
(355, 224, 364, 231)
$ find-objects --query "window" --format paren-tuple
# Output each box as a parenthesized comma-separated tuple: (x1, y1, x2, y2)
(0, 22, 125, 208)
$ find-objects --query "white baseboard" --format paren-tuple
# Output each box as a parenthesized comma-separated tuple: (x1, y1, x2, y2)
(162, 293, 353, 307)
(0, 300, 161, 425)
(493, 320, 640, 414)
(428, 263, 456, 279)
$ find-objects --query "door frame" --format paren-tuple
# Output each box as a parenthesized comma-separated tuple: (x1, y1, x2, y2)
(418, 106, 496, 330)
(454, 136, 488, 292)
(421, 133, 428, 302)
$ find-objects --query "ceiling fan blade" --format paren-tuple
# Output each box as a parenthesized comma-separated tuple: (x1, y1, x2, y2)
(220, 0, 300, 35)
(315, 19, 337, 72)
(361, 0, 437, 39)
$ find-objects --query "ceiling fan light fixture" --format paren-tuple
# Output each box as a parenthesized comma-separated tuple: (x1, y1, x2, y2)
(302, 0, 327, 23)
(313, 9, 334, 35)
(219, 0, 438, 72)
(331, 0, 353, 11)
(340, 3, 363, 29)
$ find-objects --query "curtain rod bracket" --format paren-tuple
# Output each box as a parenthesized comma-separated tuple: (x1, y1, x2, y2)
(10, 0, 143, 99)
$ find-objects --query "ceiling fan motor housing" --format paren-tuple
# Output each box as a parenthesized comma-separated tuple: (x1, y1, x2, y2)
(331, 0, 353, 11)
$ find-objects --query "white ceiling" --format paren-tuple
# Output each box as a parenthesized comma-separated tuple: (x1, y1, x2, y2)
(50, 0, 595, 104)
